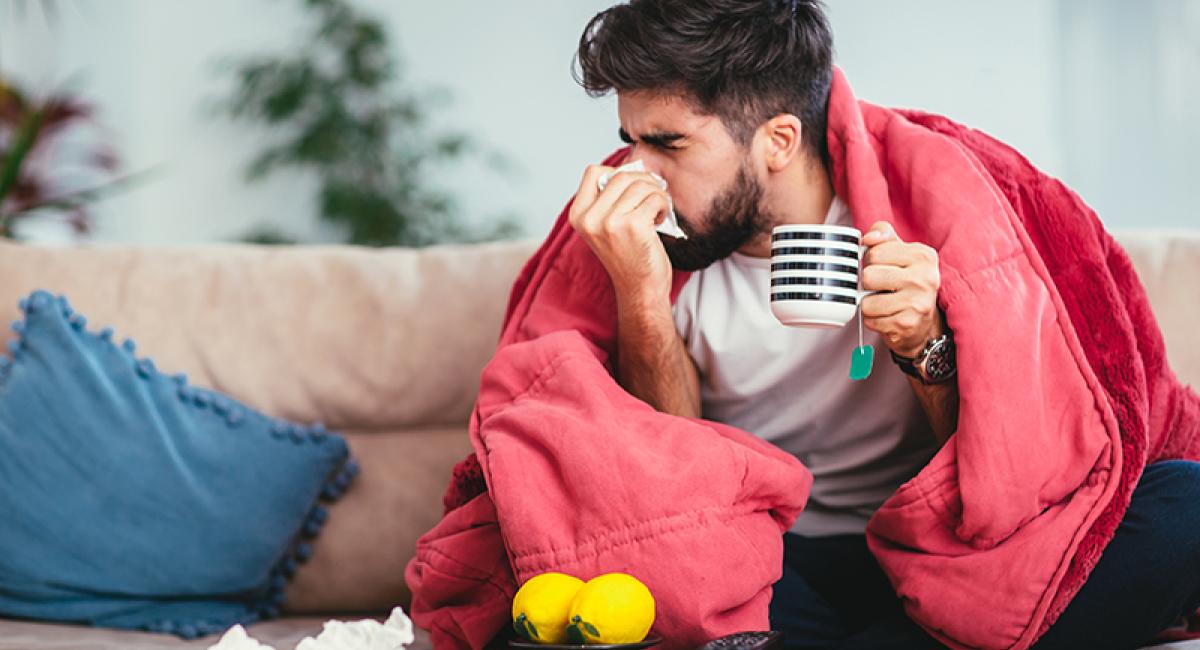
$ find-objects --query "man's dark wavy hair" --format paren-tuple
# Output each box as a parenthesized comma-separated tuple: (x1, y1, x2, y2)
(575, 0, 835, 170)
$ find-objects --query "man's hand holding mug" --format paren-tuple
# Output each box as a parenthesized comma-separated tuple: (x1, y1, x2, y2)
(859, 221, 943, 359)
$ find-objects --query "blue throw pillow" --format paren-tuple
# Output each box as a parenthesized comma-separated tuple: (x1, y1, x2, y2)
(0, 290, 359, 639)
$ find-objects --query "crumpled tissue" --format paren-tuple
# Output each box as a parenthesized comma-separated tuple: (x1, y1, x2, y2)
(597, 159, 688, 239)
(206, 606, 415, 650)
(204, 625, 275, 650)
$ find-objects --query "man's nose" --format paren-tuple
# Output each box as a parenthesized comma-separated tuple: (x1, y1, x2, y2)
(624, 152, 665, 179)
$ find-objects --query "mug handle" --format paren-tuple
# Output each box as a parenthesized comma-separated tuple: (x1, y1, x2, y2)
(856, 288, 885, 305)
(856, 243, 891, 303)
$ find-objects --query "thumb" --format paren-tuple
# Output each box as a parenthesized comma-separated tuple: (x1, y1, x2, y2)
(862, 221, 901, 245)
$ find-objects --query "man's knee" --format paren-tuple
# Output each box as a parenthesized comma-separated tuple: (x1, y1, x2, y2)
(1128, 460, 1200, 569)
(1139, 460, 1200, 500)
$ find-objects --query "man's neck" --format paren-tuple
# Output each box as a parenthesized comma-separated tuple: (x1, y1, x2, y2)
(736, 157, 834, 258)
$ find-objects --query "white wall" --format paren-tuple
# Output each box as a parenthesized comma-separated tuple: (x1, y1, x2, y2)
(826, 1, 1065, 174)
(2, 0, 1196, 245)
(1055, 0, 1200, 231)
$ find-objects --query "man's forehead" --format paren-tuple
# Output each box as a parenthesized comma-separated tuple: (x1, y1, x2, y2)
(617, 91, 718, 136)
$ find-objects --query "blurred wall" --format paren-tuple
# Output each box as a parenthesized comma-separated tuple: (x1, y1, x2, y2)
(1, 0, 1196, 244)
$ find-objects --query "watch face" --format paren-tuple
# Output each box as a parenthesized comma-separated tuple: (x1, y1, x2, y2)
(921, 336, 956, 382)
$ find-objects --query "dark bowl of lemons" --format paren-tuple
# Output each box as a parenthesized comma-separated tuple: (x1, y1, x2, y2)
(508, 572, 660, 649)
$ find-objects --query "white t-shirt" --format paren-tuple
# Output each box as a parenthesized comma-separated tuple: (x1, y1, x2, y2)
(671, 196, 938, 536)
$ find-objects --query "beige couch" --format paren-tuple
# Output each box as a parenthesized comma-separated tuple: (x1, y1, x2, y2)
(0, 230, 1196, 650)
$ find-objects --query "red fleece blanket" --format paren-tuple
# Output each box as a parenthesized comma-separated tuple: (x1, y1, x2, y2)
(405, 68, 1200, 650)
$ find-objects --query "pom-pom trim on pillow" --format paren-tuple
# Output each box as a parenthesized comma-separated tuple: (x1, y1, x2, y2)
(0, 291, 360, 639)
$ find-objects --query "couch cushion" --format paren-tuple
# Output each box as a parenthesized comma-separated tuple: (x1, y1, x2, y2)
(0, 239, 538, 432)
(283, 426, 474, 614)
(0, 617, 433, 650)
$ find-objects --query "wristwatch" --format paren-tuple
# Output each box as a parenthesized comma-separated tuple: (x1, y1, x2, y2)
(890, 331, 957, 385)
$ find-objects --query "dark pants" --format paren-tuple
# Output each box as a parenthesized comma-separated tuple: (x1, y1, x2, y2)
(769, 460, 1200, 650)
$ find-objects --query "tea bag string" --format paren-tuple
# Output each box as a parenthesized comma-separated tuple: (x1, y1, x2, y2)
(858, 241, 867, 350)
(858, 297, 865, 349)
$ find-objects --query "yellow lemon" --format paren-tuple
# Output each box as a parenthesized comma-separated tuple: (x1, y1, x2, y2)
(512, 572, 586, 644)
(565, 573, 655, 644)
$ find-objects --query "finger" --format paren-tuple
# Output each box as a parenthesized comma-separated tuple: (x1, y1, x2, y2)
(862, 315, 891, 336)
(868, 241, 931, 268)
(585, 180, 664, 234)
(635, 191, 672, 226)
(603, 181, 669, 231)
(860, 290, 909, 319)
(860, 263, 906, 293)
(599, 170, 662, 196)
(864, 311, 924, 338)
(862, 286, 939, 322)
(862, 221, 901, 246)
(587, 171, 664, 224)
(630, 199, 674, 235)
(571, 165, 614, 226)
(862, 240, 904, 267)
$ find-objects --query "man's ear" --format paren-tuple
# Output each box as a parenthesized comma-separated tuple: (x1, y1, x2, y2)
(761, 114, 803, 172)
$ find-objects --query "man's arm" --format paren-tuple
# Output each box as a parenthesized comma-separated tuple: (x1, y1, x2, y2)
(566, 163, 700, 418)
(859, 222, 960, 447)
(615, 296, 701, 419)
(910, 375, 958, 448)
(905, 316, 958, 446)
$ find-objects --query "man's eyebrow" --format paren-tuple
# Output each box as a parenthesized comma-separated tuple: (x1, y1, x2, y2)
(618, 127, 685, 148)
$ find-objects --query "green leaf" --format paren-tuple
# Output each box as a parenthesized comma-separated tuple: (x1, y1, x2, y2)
(513, 613, 531, 641)
(526, 619, 539, 640)
(0, 109, 45, 205)
(565, 622, 586, 645)
(238, 225, 299, 246)
(261, 61, 315, 122)
(434, 134, 470, 157)
(3, 167, 158, 221)
(583, 621, 600, 637)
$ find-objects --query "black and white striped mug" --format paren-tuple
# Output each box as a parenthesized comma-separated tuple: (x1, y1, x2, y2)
(769, 224, 879, 328)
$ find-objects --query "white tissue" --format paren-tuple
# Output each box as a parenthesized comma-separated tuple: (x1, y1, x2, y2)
(206, 607, 415, 650)
(296, 607, 415, 650)
(597, 160, 688, 239)
(206, 625, 277, 650)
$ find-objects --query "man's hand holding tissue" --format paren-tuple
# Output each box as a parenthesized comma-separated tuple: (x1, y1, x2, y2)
(569, 165, 675, 311)
(568, 164, 701, 420)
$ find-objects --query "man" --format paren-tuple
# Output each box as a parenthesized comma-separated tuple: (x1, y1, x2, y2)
(565, 1, 1200, 648)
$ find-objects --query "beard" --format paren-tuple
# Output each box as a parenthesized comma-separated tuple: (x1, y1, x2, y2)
(659, 162, 774, 272)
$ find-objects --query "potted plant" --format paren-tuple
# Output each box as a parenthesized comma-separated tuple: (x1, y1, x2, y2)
(0, 78, 125, 240)
(215, 0, 518, 247)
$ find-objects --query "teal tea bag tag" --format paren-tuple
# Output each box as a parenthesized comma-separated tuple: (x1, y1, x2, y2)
(851, 280, 875, 381)
(849, 345, 874, 381)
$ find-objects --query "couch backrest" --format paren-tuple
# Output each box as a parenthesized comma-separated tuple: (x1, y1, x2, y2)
(0, 231, 1194, 432)
(1113, 230, 1200, 389)
(0, 239, 539, 431)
